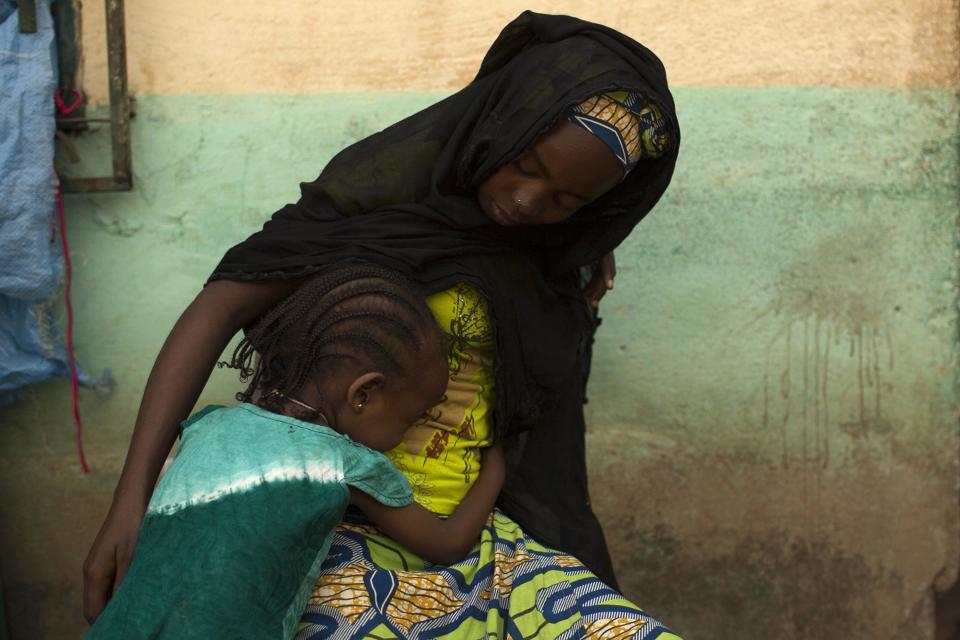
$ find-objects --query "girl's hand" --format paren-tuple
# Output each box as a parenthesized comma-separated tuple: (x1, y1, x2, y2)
(583, 251, 616, 309)
(82, 497, 145, 624)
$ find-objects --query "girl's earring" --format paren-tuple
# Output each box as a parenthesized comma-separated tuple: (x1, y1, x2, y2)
(355, 401, 364, 410)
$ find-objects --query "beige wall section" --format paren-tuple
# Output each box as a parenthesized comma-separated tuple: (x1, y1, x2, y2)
(78, 0, 959, 103)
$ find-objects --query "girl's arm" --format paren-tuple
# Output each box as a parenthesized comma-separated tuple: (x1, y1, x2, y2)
(82, 278, 301, 624)
(350, 444, 505, 566)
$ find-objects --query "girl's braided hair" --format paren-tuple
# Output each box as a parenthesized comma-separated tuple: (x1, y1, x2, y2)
(222, 263, 440, 416)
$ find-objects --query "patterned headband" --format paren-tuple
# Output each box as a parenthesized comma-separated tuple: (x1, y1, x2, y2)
(564, 91, 673, 173)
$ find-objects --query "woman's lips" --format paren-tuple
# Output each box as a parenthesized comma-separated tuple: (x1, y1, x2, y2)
(490, 201, 516, 226)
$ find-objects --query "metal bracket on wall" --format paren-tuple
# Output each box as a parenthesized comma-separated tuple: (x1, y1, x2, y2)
(16, 0, 36, 33)
(56, 0, 132, 193)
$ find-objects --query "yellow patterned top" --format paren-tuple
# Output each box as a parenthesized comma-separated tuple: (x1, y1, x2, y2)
(385, 283, 494, 516)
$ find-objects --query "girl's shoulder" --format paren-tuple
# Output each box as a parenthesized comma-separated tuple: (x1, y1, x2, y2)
(341, 442, 414, 508)
(182, 403, 347, 443)
(175, 404, 412, 509)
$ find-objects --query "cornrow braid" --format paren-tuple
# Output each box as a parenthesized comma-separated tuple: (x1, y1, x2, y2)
(220, 263, 439, 414)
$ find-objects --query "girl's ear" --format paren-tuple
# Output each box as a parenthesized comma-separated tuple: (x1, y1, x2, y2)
(345, 372, 385, 413)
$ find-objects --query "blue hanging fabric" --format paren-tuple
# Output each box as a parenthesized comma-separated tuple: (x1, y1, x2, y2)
(0, 0, 104, 405)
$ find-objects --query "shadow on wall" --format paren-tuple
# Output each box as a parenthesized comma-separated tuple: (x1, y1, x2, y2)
(935, 574, 960, 639)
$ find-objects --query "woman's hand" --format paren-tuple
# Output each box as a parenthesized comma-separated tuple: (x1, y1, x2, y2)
(583, 251, 616, 308)
(82, 497, 145, 624)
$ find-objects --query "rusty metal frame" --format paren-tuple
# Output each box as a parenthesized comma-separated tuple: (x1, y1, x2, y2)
(16, 0, 37, 33)
(52, 0, 85, 130)
(58, 0, 132, 192)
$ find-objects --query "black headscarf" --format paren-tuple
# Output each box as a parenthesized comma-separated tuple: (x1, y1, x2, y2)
(211, 11, 679, 587)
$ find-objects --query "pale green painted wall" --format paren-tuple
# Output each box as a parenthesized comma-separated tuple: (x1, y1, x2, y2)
(1, 88, 957, 638)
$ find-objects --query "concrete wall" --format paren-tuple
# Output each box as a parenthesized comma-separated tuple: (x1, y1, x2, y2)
(1, 2, 957, 638)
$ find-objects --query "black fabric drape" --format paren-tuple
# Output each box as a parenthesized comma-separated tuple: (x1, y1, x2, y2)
(210, 11, 680, 588)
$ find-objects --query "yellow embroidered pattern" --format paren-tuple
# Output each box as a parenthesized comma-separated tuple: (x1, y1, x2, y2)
(385, 283, 494, 516)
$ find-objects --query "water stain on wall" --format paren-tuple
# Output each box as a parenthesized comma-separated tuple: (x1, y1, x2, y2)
(764, 226, 896, 468)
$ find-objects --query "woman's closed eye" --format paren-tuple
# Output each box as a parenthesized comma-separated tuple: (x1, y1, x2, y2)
(555, 192, 584, 211)
(513, 158, 539, 178)
(514, 155, 588, 210)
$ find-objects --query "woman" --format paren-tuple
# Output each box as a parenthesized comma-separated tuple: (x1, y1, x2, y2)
(83, 11, 681, 639)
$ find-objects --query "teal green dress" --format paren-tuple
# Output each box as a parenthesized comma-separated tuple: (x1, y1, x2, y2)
(87, 404, 412, 640)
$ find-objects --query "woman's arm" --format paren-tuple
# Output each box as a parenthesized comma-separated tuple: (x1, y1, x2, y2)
(350, 444, 505, 566)
(82, 277, 301, 623)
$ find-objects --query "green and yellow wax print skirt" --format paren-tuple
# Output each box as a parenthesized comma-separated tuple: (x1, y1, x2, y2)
(296, 510, 682, 640)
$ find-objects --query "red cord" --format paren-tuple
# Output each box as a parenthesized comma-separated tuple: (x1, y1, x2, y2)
(54, 88, 89, 473)
(54, 88, 83, 115)
(55, 179, 90, 474)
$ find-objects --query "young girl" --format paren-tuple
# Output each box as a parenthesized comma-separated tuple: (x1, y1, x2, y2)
(85, 263, 505, 640)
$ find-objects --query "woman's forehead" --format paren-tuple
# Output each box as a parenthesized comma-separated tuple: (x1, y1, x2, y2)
(532, 121, 623, 197)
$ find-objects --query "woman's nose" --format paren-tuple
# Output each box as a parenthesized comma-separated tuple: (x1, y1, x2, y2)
(511, 185, 546, 221)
